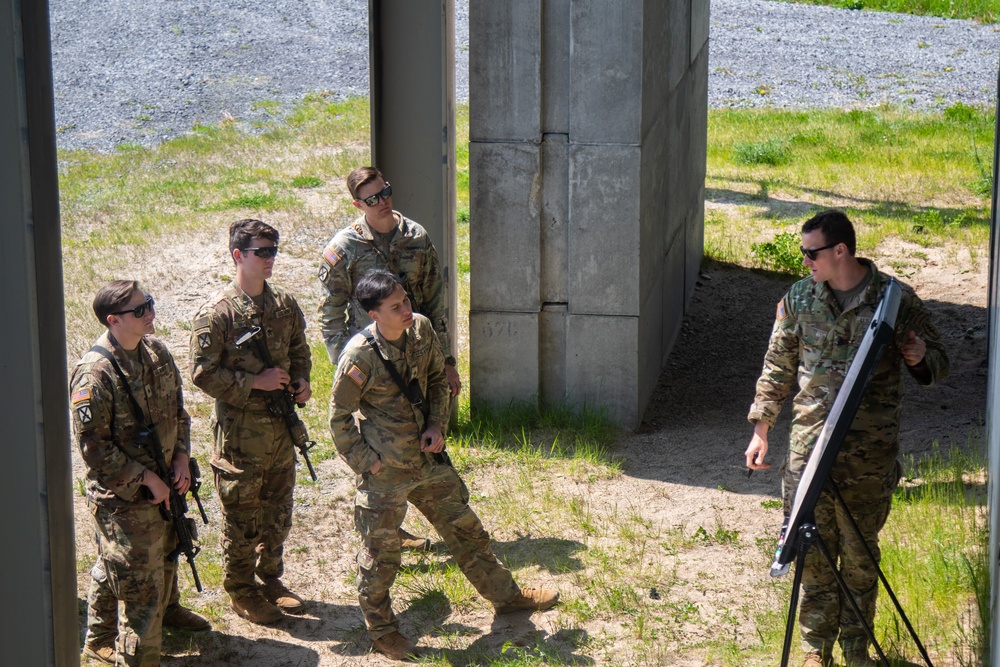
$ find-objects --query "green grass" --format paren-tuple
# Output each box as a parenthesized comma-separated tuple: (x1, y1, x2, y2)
(775, 0, 999, 23)
(706, 104, 994, 271)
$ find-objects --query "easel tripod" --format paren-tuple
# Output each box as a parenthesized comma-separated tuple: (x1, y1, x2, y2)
(779, 481, 934, 667)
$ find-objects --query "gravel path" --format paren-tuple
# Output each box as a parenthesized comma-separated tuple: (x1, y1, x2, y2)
(49, 0, 998, 152)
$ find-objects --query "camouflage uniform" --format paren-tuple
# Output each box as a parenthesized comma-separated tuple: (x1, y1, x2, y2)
(329, 314, 520, 639)
(71, 331, 191, 667)
(317, 212, 451, 364)
(190, 281, 311, 598)
(748, 260, 948, 656)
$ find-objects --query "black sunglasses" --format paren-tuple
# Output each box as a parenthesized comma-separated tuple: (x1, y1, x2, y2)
(242, 246, 279, 259)
(799, 242, 839, 261)
(112, 294, 155, 318)
(358, 183, 392, 207)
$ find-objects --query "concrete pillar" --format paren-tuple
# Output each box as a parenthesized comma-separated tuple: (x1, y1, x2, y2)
(0, 0, 78, 664)
(469, 0, 709, 428)
(368, 0, 457, 354)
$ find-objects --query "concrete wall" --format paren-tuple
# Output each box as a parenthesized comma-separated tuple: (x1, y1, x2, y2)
(469, 0, 709, 428)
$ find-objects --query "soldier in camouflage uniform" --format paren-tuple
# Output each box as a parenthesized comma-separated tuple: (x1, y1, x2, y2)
(72, 281, 193, 667)
(745, 210, 948, 667)
(319, 166, 461, 551)
(190, 219, 312, 625)
(329, 270, 559, 661)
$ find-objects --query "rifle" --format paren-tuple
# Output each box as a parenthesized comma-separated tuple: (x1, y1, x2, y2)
(90, 344, 207, 592)
(139, 428, 207, 592)
(235, 326, 318, 481)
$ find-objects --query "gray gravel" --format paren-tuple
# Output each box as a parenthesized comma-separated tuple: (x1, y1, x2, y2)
(49, 0, 998, 152)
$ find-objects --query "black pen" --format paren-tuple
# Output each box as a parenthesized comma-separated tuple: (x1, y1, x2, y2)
(747, 454, 759, 479)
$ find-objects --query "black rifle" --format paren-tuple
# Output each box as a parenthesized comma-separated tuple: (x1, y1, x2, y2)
(138, 427, 206, 592)
(235, 326, 318, 480)
(89, 345, 207, 592)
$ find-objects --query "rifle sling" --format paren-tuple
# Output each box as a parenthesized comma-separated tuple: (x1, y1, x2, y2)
(361, 330, 427, 418)
(90, 345, 150, 428)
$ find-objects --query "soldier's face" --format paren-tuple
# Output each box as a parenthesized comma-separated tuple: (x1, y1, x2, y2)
(235, 238, 276, 280)
(801, 230, 834, 283)
(369, 284, 414, 337)
(113, 289, 155, 338)
(353, 178, 394, 222)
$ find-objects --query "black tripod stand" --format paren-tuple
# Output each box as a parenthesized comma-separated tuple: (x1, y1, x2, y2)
(778, 481, 934, 667)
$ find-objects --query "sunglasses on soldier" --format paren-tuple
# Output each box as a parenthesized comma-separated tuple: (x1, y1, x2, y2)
(357, 183, 392, 207)
(242, 246, 279, 259)
(111, 294, 155, 318)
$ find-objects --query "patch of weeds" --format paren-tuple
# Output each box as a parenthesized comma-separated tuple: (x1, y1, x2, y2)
(290, 175, 323, 188)
(733, 139, 792, 166)
(760, 499, 782, 510)
(751, 231, 808, 277)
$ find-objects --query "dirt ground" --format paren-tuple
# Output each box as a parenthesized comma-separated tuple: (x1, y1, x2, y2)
(68, 200, 989, 665)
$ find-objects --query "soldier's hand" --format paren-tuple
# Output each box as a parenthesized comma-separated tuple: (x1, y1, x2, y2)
(420, 426, 445, 453)
(143, 470, 171, 509)
(171, 452, 191, 495)
(369, 458, 382, 475)
(253, 367, 290, 391)
(445, 365, 462, 397)
(900, 330, 927, 366)
(745, 422, 772, 471)
(290, 378, 312, 403)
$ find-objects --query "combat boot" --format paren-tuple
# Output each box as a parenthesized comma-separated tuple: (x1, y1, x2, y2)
(372, 631, 418, 661)
(801, 652, 832, 667)
(494, 586, 560, 614)
(231, 590, 283, 625)
(82, 642, 115, 665)
(261, 577, 306, 614)
(163, 604, 211, 631)
(843, 651, 876, 667)
(398, 527, 432, 551)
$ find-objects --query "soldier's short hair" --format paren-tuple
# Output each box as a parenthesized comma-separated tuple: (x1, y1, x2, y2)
(93, 280, 141, 327)
(802, 209, 856, 255)
(229, 218, 279, 257)
(346, 166, 387, 200)
(357, 269, 401, 312)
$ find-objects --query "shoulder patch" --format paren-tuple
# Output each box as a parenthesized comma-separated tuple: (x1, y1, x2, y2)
(347, 364, 367, 388)
(776, 300, 786, 321)
(197, 332, 212, 349)
(71, 388, 91, 404)
(323, 244, 342, 267)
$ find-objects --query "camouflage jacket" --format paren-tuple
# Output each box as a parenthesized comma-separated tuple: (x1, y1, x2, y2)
(329, 314, 450, 475)
(190, 280, 311, 417)
(70, 331, 191, 505)
(317, 212, 451, 363)
(749, 260, 948, 464)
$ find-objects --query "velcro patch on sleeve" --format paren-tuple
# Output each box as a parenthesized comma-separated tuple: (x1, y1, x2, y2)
(323, 244, 342, 267)
(347, 364, 367, 387)
(71, 388, 91, 404)
(776, 300, 786, 321)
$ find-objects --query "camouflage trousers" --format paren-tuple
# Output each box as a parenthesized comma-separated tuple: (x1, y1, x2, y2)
(784, 448, 900, 656)
(211, 408, 296, 597)
(85, 567, 180, 650)
(354, 459, 521, 639)
(87, 498, 174, 667)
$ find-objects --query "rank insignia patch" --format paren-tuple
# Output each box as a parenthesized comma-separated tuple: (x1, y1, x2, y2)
(77, 406, 92, 424)
(71, 388, 90, 404)
(347, 364, 367, 387)
(198, 332, 212, 349)
(323, 245, 341, 266)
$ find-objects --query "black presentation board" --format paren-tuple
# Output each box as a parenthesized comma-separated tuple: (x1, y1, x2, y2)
(770, 278, 901, 575)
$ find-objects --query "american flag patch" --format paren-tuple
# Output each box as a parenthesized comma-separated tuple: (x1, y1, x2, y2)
(323, 245, 341, 266)
(347, 364, 367, 387)
(71, 388, 90, 404)
(776, 300, 786, 321)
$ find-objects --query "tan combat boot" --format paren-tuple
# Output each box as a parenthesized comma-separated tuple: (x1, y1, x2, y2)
(494, 586, 560, 614)
(231, 590, 283, 625)
(82, 643, 115, 665)
(261, 577, 306, 614)
(801, 652, 833, 667)
(398, 527, 432, 551)
(372, 631, 418, 661)
(162, 604, 211, 631)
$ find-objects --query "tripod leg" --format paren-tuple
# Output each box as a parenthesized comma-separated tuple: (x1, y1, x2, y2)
(781, 545, 808, 667)
(828, 484, 935, 667)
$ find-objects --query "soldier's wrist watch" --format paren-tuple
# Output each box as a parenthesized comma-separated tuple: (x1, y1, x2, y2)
(445, 356, 457, 366)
